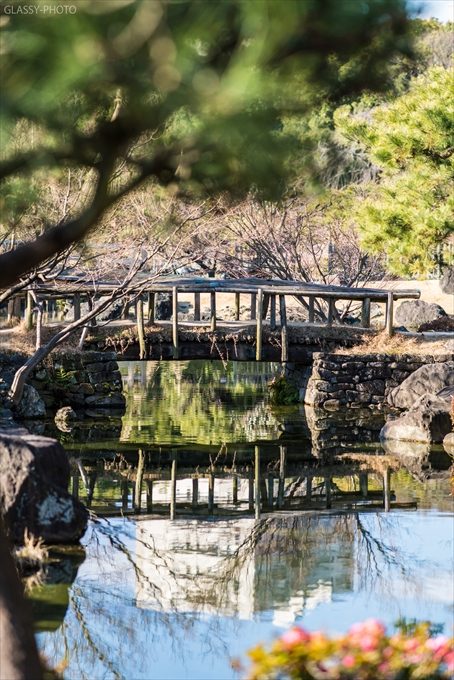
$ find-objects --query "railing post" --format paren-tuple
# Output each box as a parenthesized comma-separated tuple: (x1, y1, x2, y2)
(327, 298, 335, 326)
(210, 291, 216, 331)
(73, 293, 81, 322)
(270, 294, 276, 330)
(361, 297, 371, 328)
(148, 292, 155, 324)
(172, 286, 179, 358)
(386, 291, 394, 336)
(25, 291, 34, 330)
(35, 297, 43, 350)
(308, 296, 315, 323)
(279, 295, 288, 362)
(235, 292, 240, 321)
(250, 293, 257, 320)
(256, 288, 263, 361)
(194, 292, 201, 321)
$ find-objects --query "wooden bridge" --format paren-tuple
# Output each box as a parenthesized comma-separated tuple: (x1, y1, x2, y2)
(11, 276, 420, 361)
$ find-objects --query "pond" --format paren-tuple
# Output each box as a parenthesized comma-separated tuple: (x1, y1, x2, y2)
(30, 361, 453, 680)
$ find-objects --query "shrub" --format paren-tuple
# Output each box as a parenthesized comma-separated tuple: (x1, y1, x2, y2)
(268, 375, 299, 405)
(246, 619, 453, 679)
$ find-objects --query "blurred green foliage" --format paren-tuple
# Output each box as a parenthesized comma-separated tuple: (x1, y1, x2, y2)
(1, 0, 412, 243)
(336, 66, 454, 276)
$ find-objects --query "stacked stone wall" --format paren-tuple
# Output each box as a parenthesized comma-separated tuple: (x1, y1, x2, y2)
(29, 351, 125, 412)
(304, 352, 454, 410)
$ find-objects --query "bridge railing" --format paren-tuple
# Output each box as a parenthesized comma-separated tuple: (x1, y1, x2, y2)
(11, 277, 420, 361)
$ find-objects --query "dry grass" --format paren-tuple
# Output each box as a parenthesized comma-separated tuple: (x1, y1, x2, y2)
(15, 529, 48, 563)
(335, 331, 451, 356)
(0, 321, 80, 355)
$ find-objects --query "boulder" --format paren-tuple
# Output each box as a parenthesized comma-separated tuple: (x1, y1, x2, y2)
(0, 430, 88, 543)
(395, 300, 446, 328)
(14, 384, 46, 419)
(380, 394, 452, 444)
(388, 362, 454, 410)
(443, 432, 454, 454)
(418, 316, 454, 333)
(440, 266, 454, 295)
(155, 293, 172, 320)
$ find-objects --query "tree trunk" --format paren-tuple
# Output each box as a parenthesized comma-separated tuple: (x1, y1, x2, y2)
(0, 519, 43, 680)
(9, 289, 126, 404)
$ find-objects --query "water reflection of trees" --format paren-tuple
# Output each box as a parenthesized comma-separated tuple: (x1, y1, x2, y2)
(37, 505, 451, 679)
(119, 360, 283, 445)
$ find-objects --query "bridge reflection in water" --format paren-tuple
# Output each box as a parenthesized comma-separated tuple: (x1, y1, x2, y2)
(71, 447, 400, 519)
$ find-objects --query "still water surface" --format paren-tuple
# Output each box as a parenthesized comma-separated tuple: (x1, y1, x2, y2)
(31, 361, 453, 679)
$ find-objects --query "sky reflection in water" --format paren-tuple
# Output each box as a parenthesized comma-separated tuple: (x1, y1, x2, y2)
(33, 361, 453, 680)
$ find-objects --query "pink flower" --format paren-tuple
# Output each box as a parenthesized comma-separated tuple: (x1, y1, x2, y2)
(342, 654, 356, 668)
(404, 638, 419, 652)
(349, 622, 364, 636)
(426, 635, 449, 653)
(280, 627, 309, 648)
(360, 635, 379, 652)
(362, 619, 386, 637)
(443, 650, 454, 672)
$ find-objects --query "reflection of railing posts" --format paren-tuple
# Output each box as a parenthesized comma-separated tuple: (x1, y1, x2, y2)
(267, 473, 274, 509)
(192, 478, 198, 510)
(306, 476, 312, 501)
(256, 288, 263, 361)
(255, 445, 261, 520)
(121, 479, 129, 511)
(146, 480, 153, 512)
(87, 470, 97, 509)
(172, 286, 179, 359)
(278, 446, 286, 508)
(359, 472, 368, 498)
(232, 474, 238, 505)
(208, 473, 215, 514)
(71, 470, 79, 500)
(325, 476, 332, 509)
(134, 450, 145, 513)
(137, 298, 146, 360)
(194, 292, 201, 321)
(170, 451, 177, 520)
(383, 467, 391, 512)
(248, 469, 254, 512)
